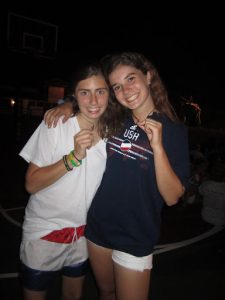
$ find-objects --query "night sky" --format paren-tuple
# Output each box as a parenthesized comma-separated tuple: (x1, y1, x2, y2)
(1, 4, 225, 114)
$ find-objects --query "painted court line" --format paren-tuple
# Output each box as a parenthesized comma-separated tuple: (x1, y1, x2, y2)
(0, 273, 19, 279)
(0, 204, 22, 228)
(154, 225, 224, 254)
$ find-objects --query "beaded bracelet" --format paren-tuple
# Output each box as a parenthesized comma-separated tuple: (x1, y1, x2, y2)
(63, 155, 73, 171)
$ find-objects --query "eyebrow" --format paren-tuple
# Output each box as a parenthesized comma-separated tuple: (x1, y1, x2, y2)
(111, 72, 136, 88)
(77, 87, 108, 92)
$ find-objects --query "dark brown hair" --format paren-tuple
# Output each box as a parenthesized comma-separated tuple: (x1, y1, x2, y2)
(66, 62, 119, 138)
(101, 52, 179, 124)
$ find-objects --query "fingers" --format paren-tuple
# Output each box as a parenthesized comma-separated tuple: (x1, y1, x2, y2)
(144, 118, 161, 131)
(49, 111, 62, 128)
(44, 102, 74, 128)
(44, 107, 62, 128)
(44, 108, 54, 128)
(137, 118, 157, 132)
(43, 109, 52, 125)
(62, 115, 70, 124)
(76, 130, 94, 147)
(73, 129, 94, 159)
(137, 118, 163, 147)
(145, 118, 163, 147)
(53, 116, 60, 128)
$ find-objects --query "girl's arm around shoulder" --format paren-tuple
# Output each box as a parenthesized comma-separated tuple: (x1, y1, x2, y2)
(44, 102, 74, 128)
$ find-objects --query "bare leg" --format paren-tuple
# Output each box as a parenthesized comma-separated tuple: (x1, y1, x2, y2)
(23, 288, 46, 300)
(114, 262, 151, 300)
(87, 241, 116, 300)
(61, 275, 85, 300)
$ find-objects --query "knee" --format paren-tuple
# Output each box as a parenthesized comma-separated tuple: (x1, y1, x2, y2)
(62, 296, 82, 300)
(99, 288, 115, 300)
(61, 291, 82, 300)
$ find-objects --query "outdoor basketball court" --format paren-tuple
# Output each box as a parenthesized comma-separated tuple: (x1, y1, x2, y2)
(1, 177, 224, 299)
(0, 113, 224, 299)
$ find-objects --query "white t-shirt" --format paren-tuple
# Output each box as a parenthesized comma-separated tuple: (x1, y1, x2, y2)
(19, 116, 106, 240)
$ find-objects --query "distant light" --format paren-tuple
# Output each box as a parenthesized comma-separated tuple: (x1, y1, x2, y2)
(10, 98, 16, 107)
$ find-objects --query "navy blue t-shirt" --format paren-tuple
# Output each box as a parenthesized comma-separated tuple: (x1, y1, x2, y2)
(86, 112, 190, 256)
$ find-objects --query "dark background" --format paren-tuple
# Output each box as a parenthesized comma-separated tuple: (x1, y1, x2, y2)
(1, 4, 225, 127)
(0, 6, 225, 300)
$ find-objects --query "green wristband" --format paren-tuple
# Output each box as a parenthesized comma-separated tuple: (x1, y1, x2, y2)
(71, 151, 82, 165)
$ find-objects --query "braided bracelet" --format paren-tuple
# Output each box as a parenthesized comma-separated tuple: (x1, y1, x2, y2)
(63, 155, 73, 171)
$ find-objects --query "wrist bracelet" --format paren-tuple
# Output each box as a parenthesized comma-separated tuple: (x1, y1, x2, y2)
(71, 150, 82, 165)
(63, 155, 73, 171)
(68, 151, 82, 167)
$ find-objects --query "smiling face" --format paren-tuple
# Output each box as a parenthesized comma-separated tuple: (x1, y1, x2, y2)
(75, 75, 109, 122)
(108, 64, 153, 113)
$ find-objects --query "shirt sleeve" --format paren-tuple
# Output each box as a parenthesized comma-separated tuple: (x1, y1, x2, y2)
(164, 122, 190, 189)
(19, 120, 58, 167)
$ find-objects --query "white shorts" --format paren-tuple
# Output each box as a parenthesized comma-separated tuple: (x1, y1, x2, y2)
(20, 236, 88, 271)
(112, 250, 153, 272)
(88, 240, 152, 272)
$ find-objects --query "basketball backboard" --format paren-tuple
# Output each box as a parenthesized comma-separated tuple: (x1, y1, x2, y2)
(7, 12, 58, 59)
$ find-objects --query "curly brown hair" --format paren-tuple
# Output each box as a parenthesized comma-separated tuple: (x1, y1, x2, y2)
(101, 52, 179, 125)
